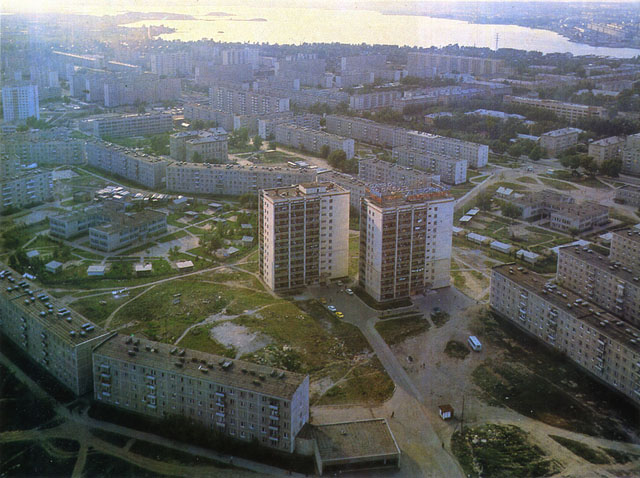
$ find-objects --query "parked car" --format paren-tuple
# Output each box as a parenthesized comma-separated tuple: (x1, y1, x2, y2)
(327, 305, 337, 312)
(345, 288, 354, 296)
(335, 312, 344, 318)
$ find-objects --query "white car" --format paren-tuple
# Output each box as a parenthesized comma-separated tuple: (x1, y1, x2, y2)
(327, 305, 337, 312)
(345, 288, 354, 296)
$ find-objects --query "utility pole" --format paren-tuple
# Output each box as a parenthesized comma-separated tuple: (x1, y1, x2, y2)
(495, 33, 500, 52)
(460, 394, 465, 436)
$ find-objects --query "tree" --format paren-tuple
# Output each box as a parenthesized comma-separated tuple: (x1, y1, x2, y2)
(239, 193, 258, 210)
(501, 202, 522, 219)
(528, 146, 543, 161)
(476, 192, 493, 211)
(252, 135, 263, 151)
(191, 151, 203, 163)
(149, 134, 169, 156)
(599, 158, 622, 177)
(319, 145, 330, 159)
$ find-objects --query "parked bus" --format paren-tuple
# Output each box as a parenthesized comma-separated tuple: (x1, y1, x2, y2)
(468, 335, 482, 352)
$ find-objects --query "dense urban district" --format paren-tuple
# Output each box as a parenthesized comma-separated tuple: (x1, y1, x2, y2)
(2, 9, 640, 478)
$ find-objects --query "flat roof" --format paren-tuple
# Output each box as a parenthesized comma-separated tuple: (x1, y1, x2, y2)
(493, 264, 640, 352)
(312, 419, 400, 464)
(558, 245, 638, 283)
(262, 182, 348, 201)
(0, 264, 107, 347)
(94, 334, 307, 399)
(612, 228, 640, 245)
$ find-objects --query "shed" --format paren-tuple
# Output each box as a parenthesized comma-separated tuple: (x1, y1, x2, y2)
(208, 202, 223, 209)
(176, 260, 194, 271)
(490, 240, 513, 254)
(241, 223, 253, 230)
(26, 250, 40, 260)
(495, 186, 513, 198)
(439, 404, 454, 420)
(134, 263, 153, 275)
(241, 236, 254, 244)
(452, 226, 465, 236)
(466, 208, 480, 216)
(45, 260, 63, 273)
(467, 232, 490, 245)
(516, 249, 540, 264)
(459, 215, 473, 223)
(87, 265, 106, 276)
(224, 246, 240, 257)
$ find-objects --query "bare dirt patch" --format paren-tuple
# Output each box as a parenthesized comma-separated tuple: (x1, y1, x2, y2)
(210, 321, 273, 357)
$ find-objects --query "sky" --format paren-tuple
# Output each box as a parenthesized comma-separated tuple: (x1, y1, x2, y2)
(4, 0, 639, 15)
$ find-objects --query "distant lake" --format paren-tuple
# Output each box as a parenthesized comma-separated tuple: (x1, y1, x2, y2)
(121, 6, 640, 58)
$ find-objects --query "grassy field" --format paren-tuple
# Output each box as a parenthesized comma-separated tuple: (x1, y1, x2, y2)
(444, 340, 470, 359)
(539, 177, 579, 191)
(549, 435, 610, 464)
(516, 176, 539, 184)
(470, 310, 640, 440)
(375, 315, 430, 346)
(452, 424, 559, 478)
(156, 230, 188, 243)
(69, 289, 144, 326)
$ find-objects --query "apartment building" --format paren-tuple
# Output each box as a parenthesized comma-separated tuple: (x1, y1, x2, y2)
(257, 113, 322, 140)
(0, 266, 108, 395)
(166, 163, 317, 196)
(315, 170, 367, 209)
(359, 184, 454, 302)
(170, 128, 228, 163)
(588, 136, 624, 164)
(92, 333, 309, 453)
(80, 113, 174, 139)
(490, 265, 640, 406)
(398, 130, 489, 169)
(615, 185, 640, 208)
(209, 86, 290, 116)
(103, 75, 181, 108)
(89, 210, 167, 252)
(2, 84, 39, 123)
(1, 128, 85, 165)
(392, 147, 468, 185)
(0, 168, 53, 212)
(257, 86, 349, 109)
(325, 115, 398, 148)
(86, 142, 169, 189)
(610, 228, 640, 276)
(539, 128, 582, 157)
(392, 86, 484, 112)
(557, 246, 640, 326)
(259, 183, 349, 291)
(622, 133, 640, 177)
(407, 53, 505, 77)
(149, 51, 193, 76)
(504, 96, 608, 123)
(340, 54, 387, 74)
(274, 124, 355, 160)
(357, 159, 440, 188)
(349, 91, 401, 111)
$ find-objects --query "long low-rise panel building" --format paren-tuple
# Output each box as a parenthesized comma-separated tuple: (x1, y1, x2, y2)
(325, 115, 398, 149)
(274, 124, 355, 159)
(257, 113, 322, 140)
(392, 147, 467, 185)
(504, 95, 608, 123)
(610, 228, 640, 276)
(315, 170, 367, 209)
(0, 167, 53, 212)
(86, 142, 169, 189)
(170, 128, 228, 163)
(615, 185, 640, 208)
(93, 333, 309, 453)
(490, 264, 640, 406)
(79, 113, 174, 139)
(557, 246, 640, 326)
(1, 128, 85, 165)
(397, 130, 488, 169)
(0, 266, 109, 395)
(166, 163, 317, 196)
(357, 159, 440, 188)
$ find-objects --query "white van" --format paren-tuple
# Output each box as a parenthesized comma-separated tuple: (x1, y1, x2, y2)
(468, 335, 482, 352)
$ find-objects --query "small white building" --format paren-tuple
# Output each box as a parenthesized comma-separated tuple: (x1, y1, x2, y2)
(176, 260, 194, 271)
(241, 236, 254, 244)
(45, 260, 63, 273)
(87, 264, 106, 276)
(241, 223, 253, 230)
(467, 232, 490, 245)
(438, 404, 454, 420)
(516, 249, 541, 264)
(452, 226, 465, 236)
(459, 215, 473, 224)
(466, 208, 480, 216)
(495, 186, 514, 198)
(26, 250, 40, 260)
(490, 240, 513, 254)
(134, 263, 153, 275)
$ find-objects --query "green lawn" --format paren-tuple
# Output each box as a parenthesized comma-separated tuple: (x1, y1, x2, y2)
(375, 315, 430, 345)
(156, 230, 188, 243)
(69, 289, 144, 326)
(348, 234, 360, 279)
(539, 177, 579, 191)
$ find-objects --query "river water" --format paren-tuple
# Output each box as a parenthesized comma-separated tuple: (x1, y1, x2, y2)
(119, 5, 640, 58)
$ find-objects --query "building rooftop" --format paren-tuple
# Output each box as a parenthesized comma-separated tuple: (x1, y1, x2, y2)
(94, 333, 307, 398)
(558, 245, 639, 283)
(167, 162, 315, 173)
(493, 264, 640, 353)
(0, 264, 107, 347)
(312, 419, 400, 464)
(262, 182, 348, 201)
(612, 228, 640, 245)
(365, 183, 452, 207)
(591, 136, 624, 146)
(542, 127, 583, 137)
